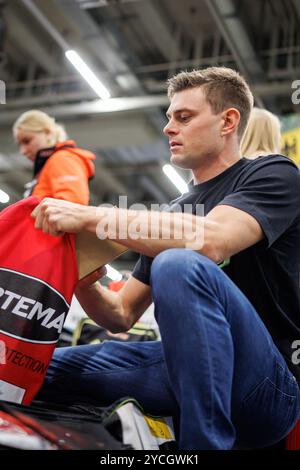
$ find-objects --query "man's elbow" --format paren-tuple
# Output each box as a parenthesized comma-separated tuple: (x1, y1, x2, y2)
(108, 319, 130, 334)
(200, 240, 226, 264)
(108, 310, 133, 333)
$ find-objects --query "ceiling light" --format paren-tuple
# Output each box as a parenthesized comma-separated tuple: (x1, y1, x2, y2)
(0, 190, 9, 204)
(162, 164, 188, 194)
(65, 50, 111, 100)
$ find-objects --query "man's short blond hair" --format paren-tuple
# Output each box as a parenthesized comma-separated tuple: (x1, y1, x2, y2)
(167, 67, 254, 139)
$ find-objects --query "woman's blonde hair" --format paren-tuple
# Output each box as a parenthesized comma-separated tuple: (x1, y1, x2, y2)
(13, 110, 67, 146)
(241, 107, 281, 158)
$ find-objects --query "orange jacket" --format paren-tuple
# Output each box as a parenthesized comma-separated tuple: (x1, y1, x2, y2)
(31, 140, 96, 205)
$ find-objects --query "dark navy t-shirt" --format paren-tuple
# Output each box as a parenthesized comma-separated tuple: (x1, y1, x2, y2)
(132, 155, 300, 382)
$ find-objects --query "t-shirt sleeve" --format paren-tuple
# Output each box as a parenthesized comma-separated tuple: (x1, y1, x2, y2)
(132, 254, 153, 285)
(218, 157, 300, 247)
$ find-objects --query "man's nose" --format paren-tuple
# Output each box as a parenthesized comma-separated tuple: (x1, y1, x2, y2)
(163, 119, 177, 136)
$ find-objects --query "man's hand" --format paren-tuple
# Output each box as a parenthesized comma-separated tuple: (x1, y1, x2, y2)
(31, 198, 97, 236)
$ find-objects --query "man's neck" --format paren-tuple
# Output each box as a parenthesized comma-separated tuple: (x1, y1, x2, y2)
(192, 147, 242, 185)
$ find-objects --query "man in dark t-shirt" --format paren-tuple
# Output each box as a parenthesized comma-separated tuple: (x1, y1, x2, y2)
(133, 154, 300, 384)
(34, 67, 300, 450)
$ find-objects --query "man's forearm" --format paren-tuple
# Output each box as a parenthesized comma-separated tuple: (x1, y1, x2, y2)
(86, 207, 207, 258)
(75, 282, 130, 333)
(32, 199, 221, 262)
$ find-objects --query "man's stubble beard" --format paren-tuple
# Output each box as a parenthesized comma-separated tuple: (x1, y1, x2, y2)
(170, 151, 206, 171)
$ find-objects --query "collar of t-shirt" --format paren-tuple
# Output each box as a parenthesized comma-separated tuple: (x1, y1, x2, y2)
(188, 158, 248, 193)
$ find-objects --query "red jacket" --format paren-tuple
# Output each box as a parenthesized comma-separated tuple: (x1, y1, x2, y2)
(30, 140, 96, 205)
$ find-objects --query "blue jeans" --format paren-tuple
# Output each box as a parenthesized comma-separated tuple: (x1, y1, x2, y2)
(37, 249, 300, 450)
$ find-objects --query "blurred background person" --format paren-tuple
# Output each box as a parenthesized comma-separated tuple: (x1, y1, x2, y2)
(241, 106, 282, 159)
(13, 109, 96, 204)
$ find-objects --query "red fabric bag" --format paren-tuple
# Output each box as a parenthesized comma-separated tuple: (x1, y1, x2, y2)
(0, 197, 78, 404)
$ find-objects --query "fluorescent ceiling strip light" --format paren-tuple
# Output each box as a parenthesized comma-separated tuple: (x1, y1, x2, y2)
(65, 49, 111, 100)
(162, 164, 188, 194)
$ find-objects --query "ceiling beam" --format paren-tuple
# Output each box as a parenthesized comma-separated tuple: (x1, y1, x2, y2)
(204, 0, 265, 107)
(7, 2, 62, 75)
(76, 0, 140, 8)
(133, 1, 182, 62)
(21, 0, 69, 50)
(291, 0, 300, 24)
(1, 95, 169, 125)
(51, 0, 141, 94)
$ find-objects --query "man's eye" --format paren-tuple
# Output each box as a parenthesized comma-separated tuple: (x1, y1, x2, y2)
(180, 115, 190, 122)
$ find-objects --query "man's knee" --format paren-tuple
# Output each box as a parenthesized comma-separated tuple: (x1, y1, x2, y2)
(151, 248, 218, 283)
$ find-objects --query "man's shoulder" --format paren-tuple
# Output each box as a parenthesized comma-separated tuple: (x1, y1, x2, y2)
(243, 154, 298, 171)
(238, 154, 300, 182)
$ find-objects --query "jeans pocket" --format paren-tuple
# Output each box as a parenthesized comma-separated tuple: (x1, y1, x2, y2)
(238, 376, 297, 448)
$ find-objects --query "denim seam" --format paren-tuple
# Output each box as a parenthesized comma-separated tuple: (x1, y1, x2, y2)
(243, 376, 297, 404)
(265, 377, 297, 400)
(242, 377, 268, 404)
(240, 376, 297, 442)
(275, 361, 298, 385)
(178, 260, 227, 446)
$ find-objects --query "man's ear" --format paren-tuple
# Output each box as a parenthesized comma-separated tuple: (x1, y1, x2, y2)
(221, 108, 240, 137)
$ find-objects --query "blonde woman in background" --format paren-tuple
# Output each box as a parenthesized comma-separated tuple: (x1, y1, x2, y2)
(13, 110, 96, 204)
(241, 106, 281, 159)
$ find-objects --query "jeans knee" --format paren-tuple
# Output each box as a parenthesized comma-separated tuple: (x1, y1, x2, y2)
(150, 248, 222, 302)
(151, 248, 218, 287)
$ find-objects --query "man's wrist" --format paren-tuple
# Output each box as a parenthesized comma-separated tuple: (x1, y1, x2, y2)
(84, 206, 106, 233)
